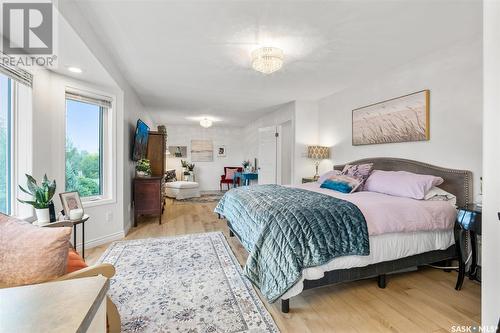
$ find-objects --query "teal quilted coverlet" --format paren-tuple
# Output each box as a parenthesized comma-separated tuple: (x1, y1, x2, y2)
(214, 184, 369, 303)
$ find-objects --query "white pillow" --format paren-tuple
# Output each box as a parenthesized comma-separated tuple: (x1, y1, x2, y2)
(424, 187, 456, 207)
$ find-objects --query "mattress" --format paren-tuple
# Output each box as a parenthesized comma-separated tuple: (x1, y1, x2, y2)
(281, 228, 455, 299)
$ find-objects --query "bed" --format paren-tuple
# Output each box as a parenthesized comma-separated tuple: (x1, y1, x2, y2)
(215, 158, 473, 313)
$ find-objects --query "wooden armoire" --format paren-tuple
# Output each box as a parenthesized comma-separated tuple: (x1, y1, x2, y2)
(133, 131, 167, 226)
(146, 131, 166, 176)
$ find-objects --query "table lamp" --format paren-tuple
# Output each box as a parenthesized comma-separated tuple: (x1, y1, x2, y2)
(307, 146, 330, 180)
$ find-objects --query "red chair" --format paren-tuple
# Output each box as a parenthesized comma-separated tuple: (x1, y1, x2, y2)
(220, 167, 243, 190)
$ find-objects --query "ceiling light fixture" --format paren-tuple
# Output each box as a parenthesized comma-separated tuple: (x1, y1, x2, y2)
(251, 47, 284, 74)
(200, 118, 213, 128)
(67, 66, 83, 74)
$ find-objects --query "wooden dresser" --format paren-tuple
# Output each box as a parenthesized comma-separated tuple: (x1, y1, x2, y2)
(134, 176, 165, 226)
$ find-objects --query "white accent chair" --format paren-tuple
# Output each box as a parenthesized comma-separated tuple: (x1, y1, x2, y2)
(165, 181, 201, 200)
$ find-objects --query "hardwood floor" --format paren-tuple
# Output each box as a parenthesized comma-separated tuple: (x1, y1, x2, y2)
(86, 199, 481, 333)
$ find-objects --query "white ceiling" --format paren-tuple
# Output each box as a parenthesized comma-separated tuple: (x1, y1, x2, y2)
(51, 8, 117, 88)
(67, 0, 481, 127)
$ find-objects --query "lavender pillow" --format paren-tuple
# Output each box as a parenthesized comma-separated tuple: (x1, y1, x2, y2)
(341, 163, 374, 191)
(318, 170, 341, 184)
(364, 170, 444, 199)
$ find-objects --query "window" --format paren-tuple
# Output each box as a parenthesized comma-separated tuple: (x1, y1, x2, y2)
(65, 98, 104, 198)
(0, 73, 12, 214)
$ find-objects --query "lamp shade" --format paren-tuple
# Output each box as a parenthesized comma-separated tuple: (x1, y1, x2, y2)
(307, 146, 330, 160)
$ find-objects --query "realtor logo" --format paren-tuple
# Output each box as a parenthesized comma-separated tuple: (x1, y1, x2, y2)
(2, 2, 53, 55)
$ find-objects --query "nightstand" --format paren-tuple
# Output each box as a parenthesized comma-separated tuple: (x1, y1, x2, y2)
(455, 203, 482, 290)
(302, 177, 317, 184)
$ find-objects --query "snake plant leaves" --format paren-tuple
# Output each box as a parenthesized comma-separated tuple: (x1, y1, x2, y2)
(25, 174, 38, 195)
(17, 174, 57, 210)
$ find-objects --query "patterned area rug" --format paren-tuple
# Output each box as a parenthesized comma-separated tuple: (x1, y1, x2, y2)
(98, 232, 279, 333)
(175, 191, 225, 204)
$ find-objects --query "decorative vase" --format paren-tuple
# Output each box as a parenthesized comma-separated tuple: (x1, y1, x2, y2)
(136, 171, 148, 177)
(35, 208, 50, 224)
(69, 208, 84, 220)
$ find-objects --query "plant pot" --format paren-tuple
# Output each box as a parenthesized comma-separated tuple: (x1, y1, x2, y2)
(136, 171, 148, 177)
(35, 208, 50, 224)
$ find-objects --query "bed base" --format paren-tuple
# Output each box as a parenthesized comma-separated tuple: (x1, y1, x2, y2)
(279, 245, 457, 313)
(224, 220, 456, 314)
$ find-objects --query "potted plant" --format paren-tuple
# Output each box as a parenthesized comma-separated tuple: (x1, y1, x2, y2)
(136, 159, 151, 177)
(242, 160, 251, 172)
(17, 174, 56, 224)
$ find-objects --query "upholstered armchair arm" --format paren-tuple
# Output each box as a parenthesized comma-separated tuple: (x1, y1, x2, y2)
(220, 175, 226, 180)
(0, 264, 115, 288)
(55, 263, 121, 333)
(55, 263, 116, 281)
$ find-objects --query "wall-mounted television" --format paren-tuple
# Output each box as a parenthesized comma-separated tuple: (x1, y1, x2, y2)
(132, 119, 150, 161)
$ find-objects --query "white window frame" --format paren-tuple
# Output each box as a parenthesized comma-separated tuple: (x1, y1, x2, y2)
(64, 86, 116, 208)
(11, 78, 33, 219)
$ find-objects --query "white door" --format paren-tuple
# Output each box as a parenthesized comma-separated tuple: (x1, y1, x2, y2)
(258, 126, 278, 184)
(483, 2, 500, 326)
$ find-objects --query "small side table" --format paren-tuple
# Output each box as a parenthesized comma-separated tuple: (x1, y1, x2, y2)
(455, 204, 481, 290)
(35, 215, 90, 259)
(234, 172, 258, 186)
(302, 177, 317, 184)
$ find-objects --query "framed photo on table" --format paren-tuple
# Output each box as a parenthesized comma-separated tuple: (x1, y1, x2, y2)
(59, 191, 83, 216)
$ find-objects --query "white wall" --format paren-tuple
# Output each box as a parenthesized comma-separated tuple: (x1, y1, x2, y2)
(317, 39, 483, 197)
(166, 125, 244, 191)
(294, 101, 319, 184)
(482, 1, 500, 327)
(59, 1, 152, 234)
(243, 102, 295, 163)
(31, 69, 126, 248)
(243, 101, 320, 185)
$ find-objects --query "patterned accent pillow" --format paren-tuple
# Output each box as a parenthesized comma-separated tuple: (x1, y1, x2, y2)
(165, 169, 177, 182)
(320, 175, 362, 193)
(225, 168, 239, 180)
(341, 163, 374, 191)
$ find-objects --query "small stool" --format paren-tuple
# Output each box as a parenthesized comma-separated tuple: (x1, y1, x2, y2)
(165, 181, 200, 200)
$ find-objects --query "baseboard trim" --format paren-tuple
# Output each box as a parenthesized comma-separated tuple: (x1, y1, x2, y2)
(78, 231, 125, 249)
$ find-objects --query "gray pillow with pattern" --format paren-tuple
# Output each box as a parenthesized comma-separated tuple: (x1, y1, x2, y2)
(341, 163, 374, 191)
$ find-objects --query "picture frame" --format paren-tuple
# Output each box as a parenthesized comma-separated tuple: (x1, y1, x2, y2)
(217, 145, 226, 157)
(352, 90, 430, 146)
(59, 191, 84, 216)
(191, 139, 213, 162)
(168, 145, 187, 158)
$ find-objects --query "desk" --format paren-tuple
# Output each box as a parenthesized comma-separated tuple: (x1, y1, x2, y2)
(234, 172, 258, 186)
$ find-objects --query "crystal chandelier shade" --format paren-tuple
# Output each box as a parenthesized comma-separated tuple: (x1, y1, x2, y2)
(251, 47, 284, 74)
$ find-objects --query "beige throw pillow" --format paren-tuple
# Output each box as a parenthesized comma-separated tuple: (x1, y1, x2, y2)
(0, 214, 72, 287)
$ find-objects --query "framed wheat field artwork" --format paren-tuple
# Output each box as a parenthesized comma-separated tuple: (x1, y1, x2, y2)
(191, 139, 213, 162)
(352, 90, 430, 146)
